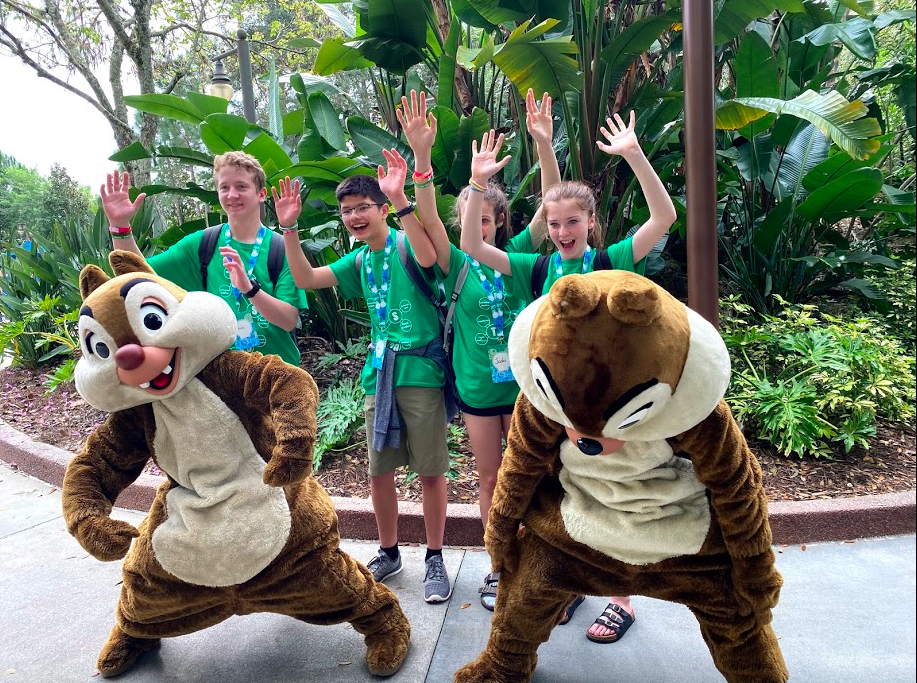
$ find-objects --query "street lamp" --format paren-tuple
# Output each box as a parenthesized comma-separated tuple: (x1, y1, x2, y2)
(208, 29, 256, 124)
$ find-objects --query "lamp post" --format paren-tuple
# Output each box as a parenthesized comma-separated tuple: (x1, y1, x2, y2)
(208, 29, 257, 125)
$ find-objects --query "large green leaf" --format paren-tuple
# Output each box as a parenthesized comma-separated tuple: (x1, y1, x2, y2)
(457, 35, 495, 70)
(776, 123, 830, 199)
(315, 1, 356, 38)
(185, 92, 229, 117)
(156, 146, 214, 168)
(199, 114, 250, 154)
(267, 58, 283, 140)
(802, 151, 870, 192)
(283, 109, 305, 137)
(599, 11, 680, 91)
(430, 106, 461, 179)
(365, 0, 428, 48)
(461, 0, 529, 25)
(874, 9, 916, 30)
(297, 102, 326, 161)
(123, 94, 205, 124)
(796, 17, 877, 61)
(714, 0, 806, 45)
(449, 108, 491, 188)
(796, 167, 883, 222)
(493, 19, 582, 96)
(271, 158, 374, 185)
(734, 134, 773, 183)
(352, 36, 426, 73)
(753, 196, 793, 254)
(244, 133, 294, 175)
(451, 0, 499, 30)
(308, 92, 347, 151)
(438, 21, 461, 113)
(314, 37, 374, 75)
(288, 72, 351, 101)
(734, 31, 780, 99)
(346, 117, 415, 169)
(109, 142, 151, 162)
(139, 183, 218, 204)
(715, 90, 881, 159)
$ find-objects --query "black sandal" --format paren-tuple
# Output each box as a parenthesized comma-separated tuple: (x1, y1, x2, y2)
(585, 602, 635, 643)
(559, 595, 585, 625)
(478, 572, 499, 611)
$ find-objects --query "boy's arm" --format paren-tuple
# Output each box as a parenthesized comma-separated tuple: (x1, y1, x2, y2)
(597, 112, 676, 263)
(378, 148, 437, 269)
(272, 177, 339, 290)
(460, 131, 512, 275)
(101, 170, 146, 258)
(398, 90, 453, 274)
(526, 89, 559, 249)
(219, 244, 300, 330)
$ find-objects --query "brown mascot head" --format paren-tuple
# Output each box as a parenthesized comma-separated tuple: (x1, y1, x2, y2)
(508, 271, 731, 449)
(75, 250, 237, 413)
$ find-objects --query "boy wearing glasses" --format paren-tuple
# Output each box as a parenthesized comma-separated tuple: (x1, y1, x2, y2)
(100, 152, 308, 366)
(277, 160, 454, 604)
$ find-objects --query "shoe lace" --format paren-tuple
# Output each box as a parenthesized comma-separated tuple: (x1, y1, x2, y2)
(425, 557, 447, 582)
(368, 550, 387, 569)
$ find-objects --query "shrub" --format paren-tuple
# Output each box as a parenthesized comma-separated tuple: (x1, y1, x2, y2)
(313, 376, 365, 471)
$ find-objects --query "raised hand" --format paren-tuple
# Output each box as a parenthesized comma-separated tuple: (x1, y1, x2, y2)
(526, 88, 553, 146)
(470, 130, 511, 186)
(220, 245, 252, 293)
(378, 148, 409, 200)
(271, 176, 302, 229)
(100, 170, 146, 227)
(397, 90, 437, 157)
(597, 111, 641, 157)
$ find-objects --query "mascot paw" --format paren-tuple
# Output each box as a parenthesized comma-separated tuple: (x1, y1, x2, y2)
(364, 626, 410, 677)
(484, 515, 521, 574)
(262, 456, 310, 487)
(79, 517, 139, 561)
(733, 551, 783, 614)
(454, 651, 535, 683)
(97, 626, 160, 678)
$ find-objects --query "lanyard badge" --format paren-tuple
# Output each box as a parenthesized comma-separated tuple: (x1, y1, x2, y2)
(469, 257, 514, 383)
(365, 235, 394, 369)
(553, 246, 594, 279)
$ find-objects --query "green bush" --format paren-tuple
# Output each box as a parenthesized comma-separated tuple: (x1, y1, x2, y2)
(313, 376, 365, 471)
(721, 296, 915, 458)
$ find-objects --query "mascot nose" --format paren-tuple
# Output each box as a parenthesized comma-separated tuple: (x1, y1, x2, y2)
(576, 437, 604, 456)
(114, 344, 145, 370)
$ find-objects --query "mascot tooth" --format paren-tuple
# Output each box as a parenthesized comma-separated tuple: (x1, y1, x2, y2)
(455, 271, 788, 683)
(63, 251, 410, 678)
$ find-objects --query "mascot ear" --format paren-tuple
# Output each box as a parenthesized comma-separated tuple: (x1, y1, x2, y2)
(607, 276, 662, 326)
(110, 250, 155, 277)
(79, 265, 110, 300)
(549, 274, 602, 319)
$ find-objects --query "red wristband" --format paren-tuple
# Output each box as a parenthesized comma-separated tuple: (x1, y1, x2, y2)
(109, 226, 132, 236)
(412, 169, 433, 181)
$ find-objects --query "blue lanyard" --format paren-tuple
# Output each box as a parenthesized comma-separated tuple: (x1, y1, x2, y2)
(224, 224, 266, 300)
(468, 257, 506, 341)
(553, 245, 594, 278)
(364, 235, 394, 334)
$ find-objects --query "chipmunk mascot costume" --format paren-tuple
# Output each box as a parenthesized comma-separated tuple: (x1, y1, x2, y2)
(455, 271, 787, 683)
(62, 251, 410, 678)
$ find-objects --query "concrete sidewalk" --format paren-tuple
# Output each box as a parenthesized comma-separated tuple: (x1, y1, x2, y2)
(2, 463, 915, 683)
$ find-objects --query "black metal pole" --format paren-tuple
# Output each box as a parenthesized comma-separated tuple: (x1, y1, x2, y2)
(236, 29, 256, 125)
(683, 0, 719, 328)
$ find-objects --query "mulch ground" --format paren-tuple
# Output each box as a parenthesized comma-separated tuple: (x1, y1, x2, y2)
(1, 336, 914, 505)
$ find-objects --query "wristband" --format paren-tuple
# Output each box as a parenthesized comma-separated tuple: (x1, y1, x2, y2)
(242, 279, 262, 299)
(109, 226, 133, 236)
(415, 177, 435, 189)
(280, 225, 298, 233)
(413, 168, 433, 181)
(468, 179, 487, 193)
(395, 202, 415, 218)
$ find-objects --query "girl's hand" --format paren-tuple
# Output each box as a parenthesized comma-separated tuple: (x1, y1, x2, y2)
(597, 111, 641, 157)
(397, 90, 437, 155)
(100, 170, 146, 227)
(470, 130, 510, 186)
(526, 89, 553, 146)
(378, 148, 409, 200)
(270, 176, 302, 229)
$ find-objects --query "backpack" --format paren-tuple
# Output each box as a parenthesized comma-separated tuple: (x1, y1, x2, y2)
(198, 225, 286, 292)
(530, 248, 613, 300)
(355, 232, 470, 358)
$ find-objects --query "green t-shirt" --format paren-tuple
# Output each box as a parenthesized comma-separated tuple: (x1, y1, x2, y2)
(328, 228, 445, 395)
(147, 228, 309, 366)
(506, 237, 645, 300)
(436, 227, 536, 410)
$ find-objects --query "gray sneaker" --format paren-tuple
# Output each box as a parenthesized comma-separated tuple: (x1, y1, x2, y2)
(367, 549, 403, 583)
(423, 555, 452, 603)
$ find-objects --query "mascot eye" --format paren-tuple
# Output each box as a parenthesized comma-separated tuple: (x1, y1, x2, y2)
(95, 341, 111, 358)
(140, 302, 168, 331)
(617, 403, 652, 429)
(85, 333, 110, 359)
(530, 358, 565, 411)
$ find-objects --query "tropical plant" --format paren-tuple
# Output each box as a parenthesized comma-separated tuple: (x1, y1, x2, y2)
(313, 376, 366, 471)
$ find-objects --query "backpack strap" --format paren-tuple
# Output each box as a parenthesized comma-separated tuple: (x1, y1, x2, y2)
(394, 232, 446, 324)
(593, 247, 612, 271)
(531, 254, 550, 300)
(442, 259, 470, 354)
(198, 225, 222, 291)
(265, 230, 284, 289)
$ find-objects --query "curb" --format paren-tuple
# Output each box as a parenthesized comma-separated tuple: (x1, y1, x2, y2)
(3, 417, 914, 546)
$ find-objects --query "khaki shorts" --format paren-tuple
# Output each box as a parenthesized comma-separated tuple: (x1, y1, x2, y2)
(364, 386, 449, 477)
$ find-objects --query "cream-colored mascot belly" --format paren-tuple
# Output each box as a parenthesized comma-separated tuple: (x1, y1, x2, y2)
(455, 270, 788, 683)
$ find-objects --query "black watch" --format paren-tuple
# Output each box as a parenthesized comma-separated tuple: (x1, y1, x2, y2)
(242, 279, 262, 299)
(395, 202, 415, 218)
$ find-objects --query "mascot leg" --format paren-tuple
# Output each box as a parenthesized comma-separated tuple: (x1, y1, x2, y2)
(273, 544, 410, 677)
(689, 603, 788, 683)
(96, 624, 161, 678)
(455, 534, 576, 683)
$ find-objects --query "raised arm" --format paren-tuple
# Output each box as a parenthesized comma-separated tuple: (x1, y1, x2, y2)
(397, 90, 453, 273)
(526, 89, 559, 249)
(101, 170, 147, 258)
(378, 147, 437, 269)
(460, 131, 512, 275)
(597, 111, 676, 263)
(274, 177, 339, 290)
